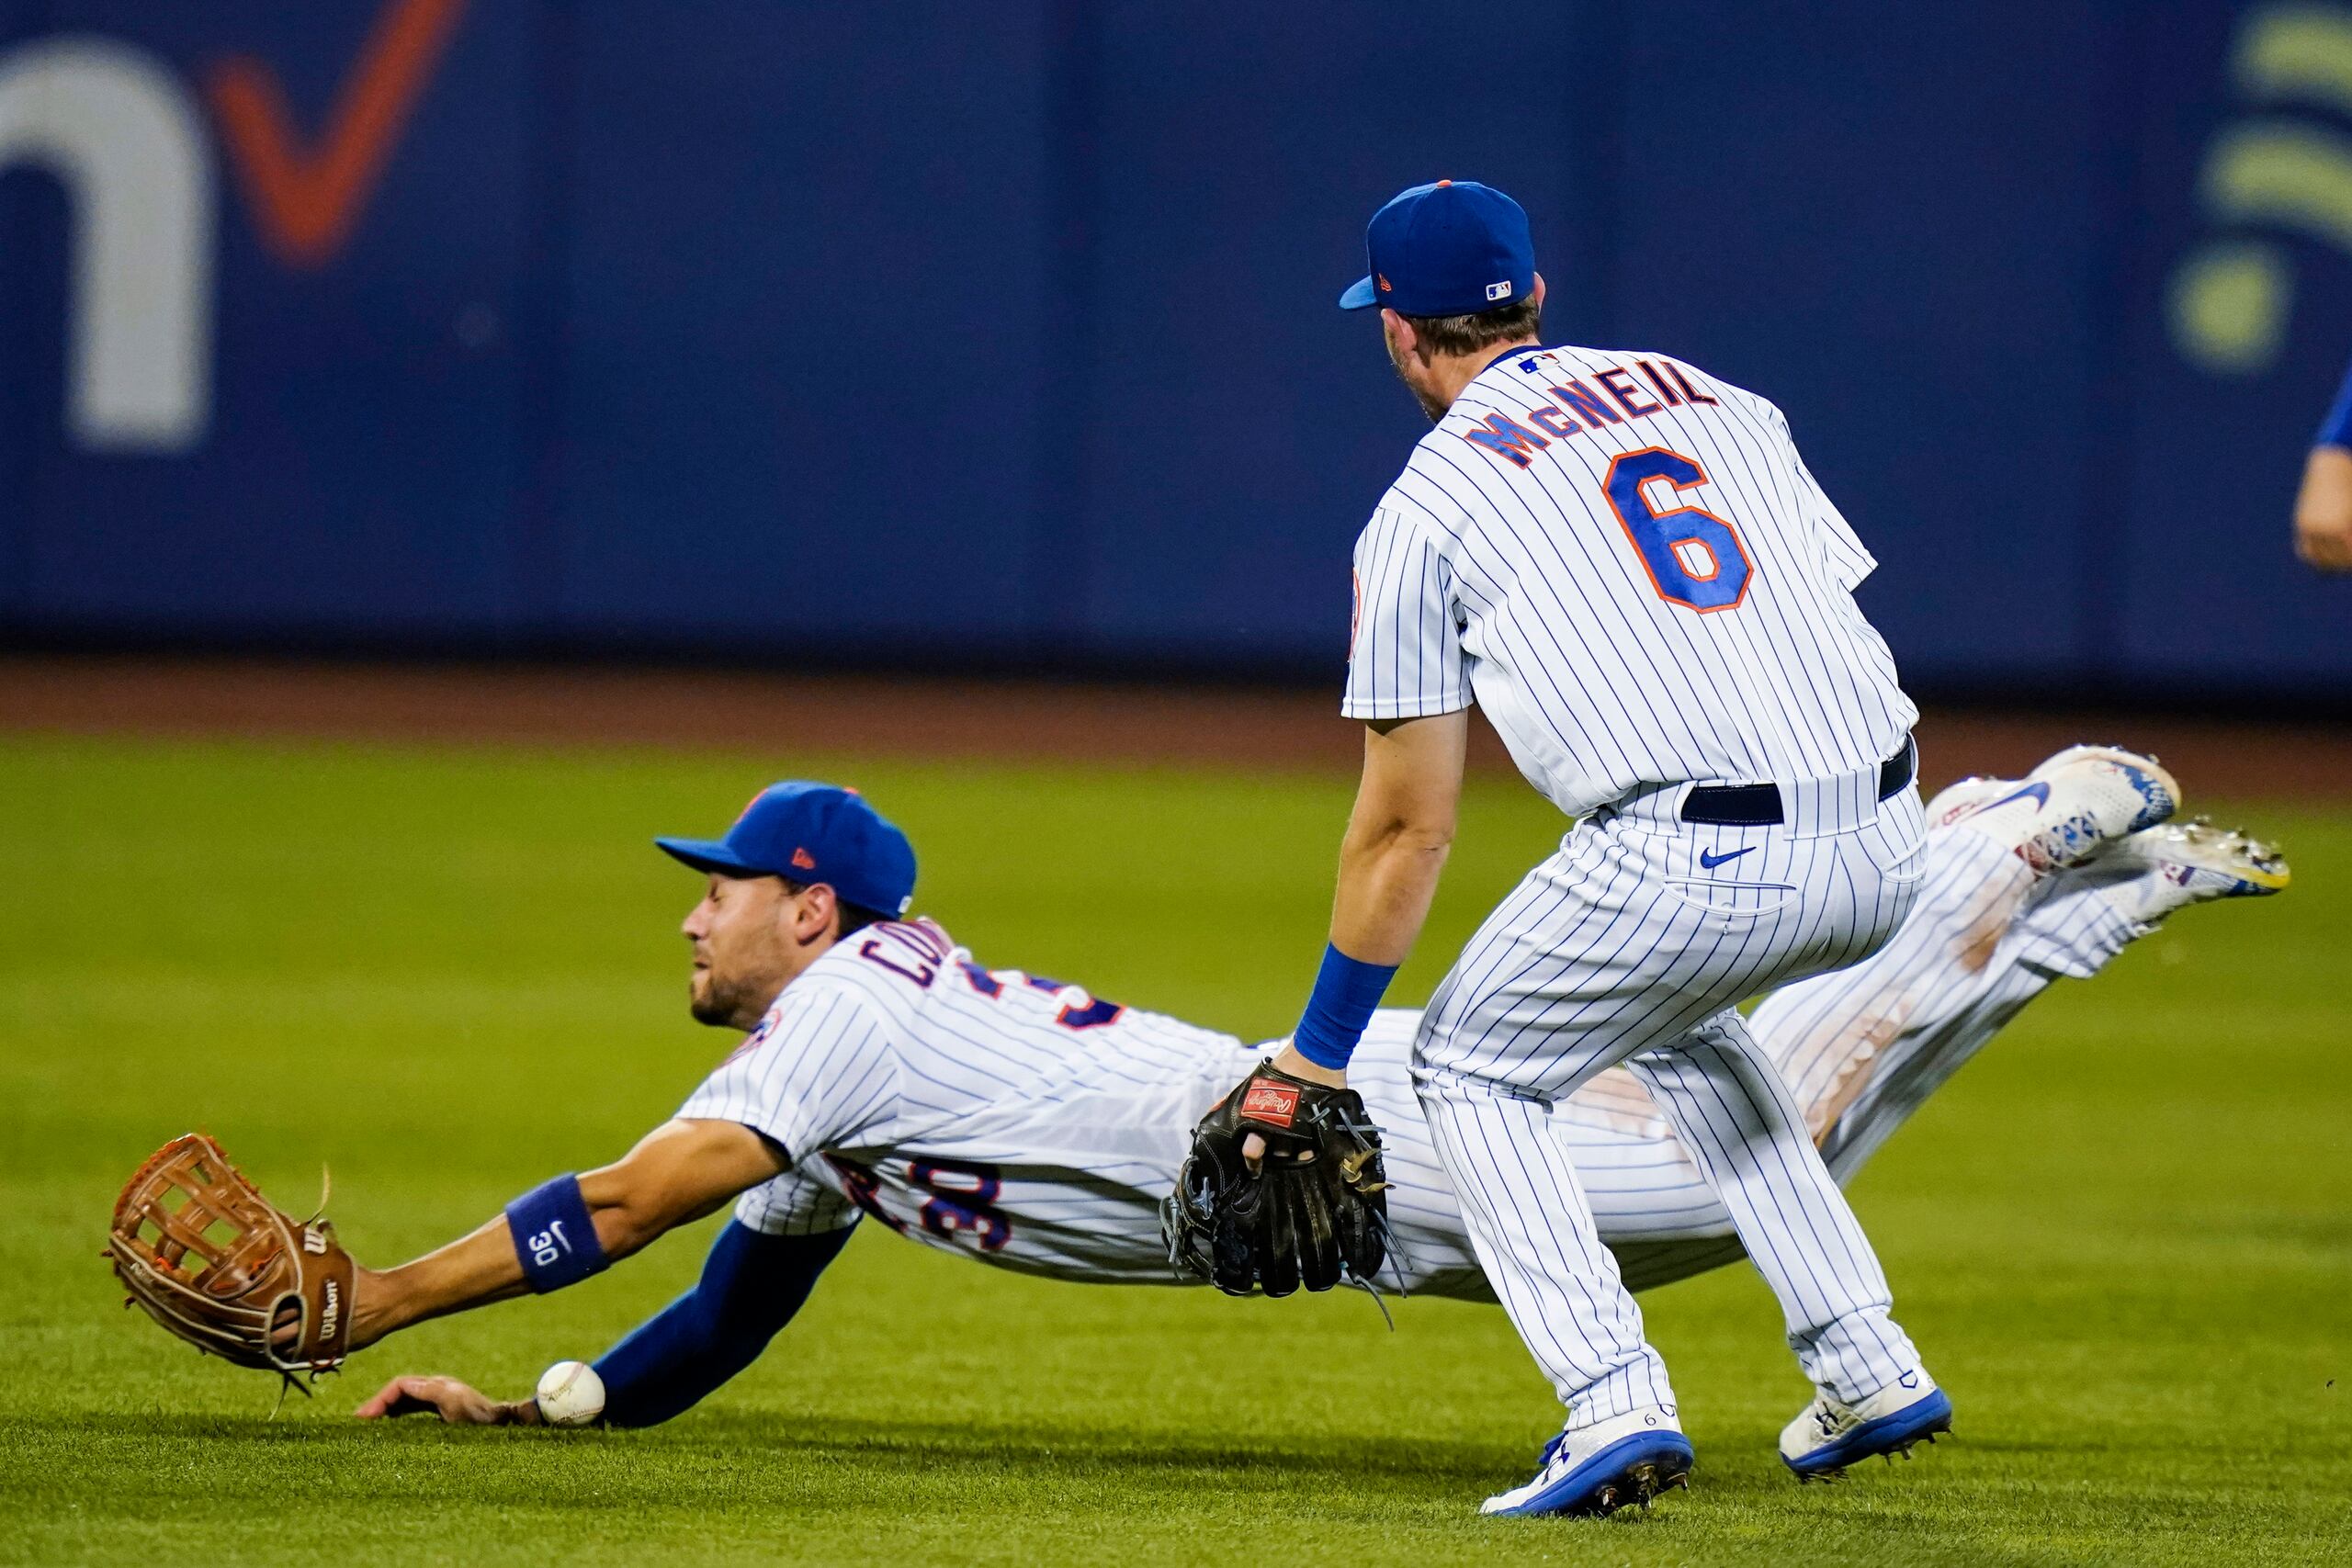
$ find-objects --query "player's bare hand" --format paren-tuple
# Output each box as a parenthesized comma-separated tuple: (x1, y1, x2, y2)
(356, 1374, 537, 1425)
(2293, 446, 2352, 571)
(1237, 1045, 1351, 1168)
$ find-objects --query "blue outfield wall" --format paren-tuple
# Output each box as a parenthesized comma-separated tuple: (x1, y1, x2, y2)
(0, 0, 2346, 693)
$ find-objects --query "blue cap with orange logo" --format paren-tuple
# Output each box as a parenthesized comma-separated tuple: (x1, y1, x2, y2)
(1338, 179, 1534, 317)
(656, 782, 917, 918)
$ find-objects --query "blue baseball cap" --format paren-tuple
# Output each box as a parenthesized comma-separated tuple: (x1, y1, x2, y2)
(657, 782, 917, 918)
(1338, 180, 1534, 317)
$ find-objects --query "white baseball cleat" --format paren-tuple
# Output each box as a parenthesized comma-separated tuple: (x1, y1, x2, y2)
(1941, 745, 2179, 871)
(1780, 1369, 1952, 1482)
(1924, 773, 2009, 828)
(2087, 818, 2290, 924)
(1481, 1404, 1695, 1517)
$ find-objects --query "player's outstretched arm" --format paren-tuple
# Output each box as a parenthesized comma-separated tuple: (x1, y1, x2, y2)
(348, 1116, 786, 1352)
(582, 1218, 852, 1426)
(356, 1215, 853, 1427)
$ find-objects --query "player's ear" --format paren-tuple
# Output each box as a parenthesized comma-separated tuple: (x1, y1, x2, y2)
(792, 882, 842, 947)
(1529, 271, 1546, 310)
(1381, 307, 1417, 360)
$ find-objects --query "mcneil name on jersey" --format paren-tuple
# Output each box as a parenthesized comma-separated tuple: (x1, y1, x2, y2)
(1460, 354, 1719, 469)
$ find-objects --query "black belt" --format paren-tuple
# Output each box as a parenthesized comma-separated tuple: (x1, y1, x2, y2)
(1679, 737, 1916, 827)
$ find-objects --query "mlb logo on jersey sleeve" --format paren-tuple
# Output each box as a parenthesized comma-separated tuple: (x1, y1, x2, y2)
(720, 1007, 781, 1066)
(1240, 1079, 1301, 1126)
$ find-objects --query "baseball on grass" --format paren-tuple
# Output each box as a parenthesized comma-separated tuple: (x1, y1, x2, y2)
(534, 1359, 605, 1427)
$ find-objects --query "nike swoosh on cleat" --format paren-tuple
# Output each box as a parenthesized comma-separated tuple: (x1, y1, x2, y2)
(1983, 782, 2050, 812)
(1698, 847, 1755, 869)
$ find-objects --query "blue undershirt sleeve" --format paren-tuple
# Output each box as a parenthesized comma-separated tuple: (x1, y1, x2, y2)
(2317, 353, 2352, 451)
(591, 1219, 854, 1427)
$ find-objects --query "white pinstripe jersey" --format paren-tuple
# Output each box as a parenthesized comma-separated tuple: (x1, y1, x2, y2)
(669, 917, 1812, 1303)
(1347, 345, 1916, 817)
(663, 807, 2118, 1303)
(674, 918, 1485, 1294)
(676, 919, 1300, 1282)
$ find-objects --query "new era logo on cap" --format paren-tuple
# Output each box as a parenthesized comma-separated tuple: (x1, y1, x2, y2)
(790, 847, 817, 872)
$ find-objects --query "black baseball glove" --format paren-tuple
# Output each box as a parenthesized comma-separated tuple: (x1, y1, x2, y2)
(1162, 1062, 1393, 1297)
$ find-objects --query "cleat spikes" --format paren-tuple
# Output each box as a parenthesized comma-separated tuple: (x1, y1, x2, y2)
(1781, 1379, 1951, 1481)
(1484, 1410, 1692, 1517)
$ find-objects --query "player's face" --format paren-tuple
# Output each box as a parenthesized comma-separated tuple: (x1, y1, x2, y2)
(681, 874, 802, 1031)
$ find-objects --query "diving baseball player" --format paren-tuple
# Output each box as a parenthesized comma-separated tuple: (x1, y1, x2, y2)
(1187, 178, 2188, 1516)
(208, 770, 2278, 1447)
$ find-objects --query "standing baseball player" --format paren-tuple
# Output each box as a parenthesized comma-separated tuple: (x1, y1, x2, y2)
(1191, 179, 2182, 1517)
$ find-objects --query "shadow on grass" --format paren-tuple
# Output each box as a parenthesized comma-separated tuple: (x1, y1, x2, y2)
(0, 1407, 1530, 1497)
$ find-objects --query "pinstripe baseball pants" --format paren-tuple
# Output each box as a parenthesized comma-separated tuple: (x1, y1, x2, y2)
(1412, 764, 1930, 1425)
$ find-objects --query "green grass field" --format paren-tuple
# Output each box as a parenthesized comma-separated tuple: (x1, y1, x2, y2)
(3, 733, 2346, 1566)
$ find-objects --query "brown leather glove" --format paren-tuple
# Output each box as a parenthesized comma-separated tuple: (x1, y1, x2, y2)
(107, 1133, 355, 1385)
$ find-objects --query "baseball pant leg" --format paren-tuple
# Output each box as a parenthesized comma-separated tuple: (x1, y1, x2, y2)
(1410, 778, 1933, 1416)
(1417, 1068, 1675, 1420)
(1624, 1007, 1921, 1404)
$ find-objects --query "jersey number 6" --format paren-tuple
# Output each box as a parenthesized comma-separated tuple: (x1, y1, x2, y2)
(1602, 446, 1754, 612)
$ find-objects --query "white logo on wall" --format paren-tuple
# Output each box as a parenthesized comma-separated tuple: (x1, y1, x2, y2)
(1486, 280, 1512, 301)
(0, 36, 212, 451)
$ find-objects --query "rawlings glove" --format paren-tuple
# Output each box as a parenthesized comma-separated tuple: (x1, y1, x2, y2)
(1162, 1063, 1393, 1298)
(107, 1133, 356, 1389)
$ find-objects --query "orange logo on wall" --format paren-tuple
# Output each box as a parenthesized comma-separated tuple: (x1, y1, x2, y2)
(207, 0, 469, 267)
(0, 0, 469, 451)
